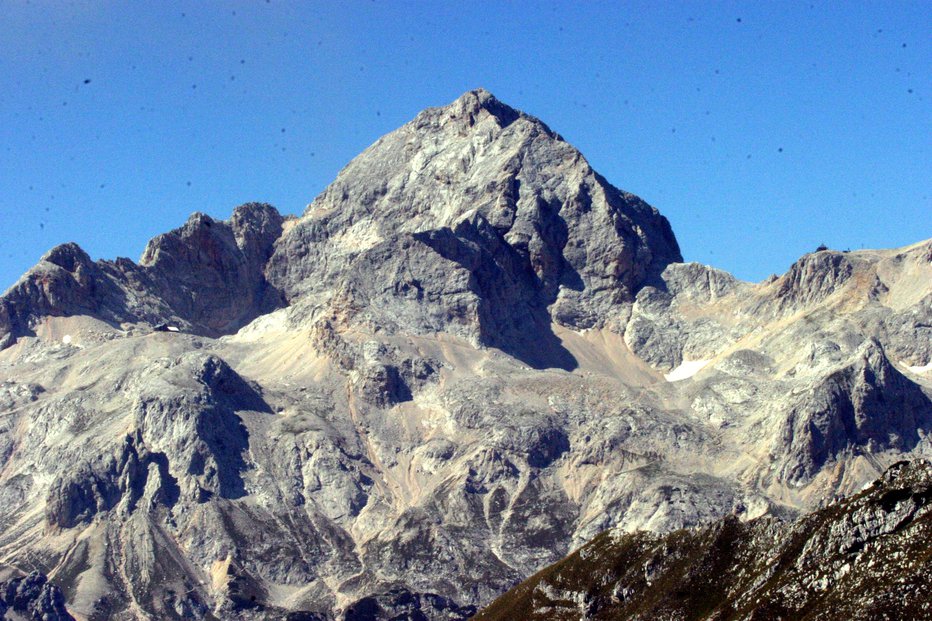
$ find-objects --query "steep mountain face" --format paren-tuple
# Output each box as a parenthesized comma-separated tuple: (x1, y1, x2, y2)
(475, 460, 932, 620)
(775, 338, 932, 484)
(267, 88, 681, 368)
(0, 90, 929, 620)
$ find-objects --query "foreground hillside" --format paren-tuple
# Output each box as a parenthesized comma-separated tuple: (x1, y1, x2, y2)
(475, 460, 932, 620)
(0, 90, 928, 619)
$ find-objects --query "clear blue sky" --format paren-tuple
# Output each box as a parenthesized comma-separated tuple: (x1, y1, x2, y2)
(1, 1, 929, 291)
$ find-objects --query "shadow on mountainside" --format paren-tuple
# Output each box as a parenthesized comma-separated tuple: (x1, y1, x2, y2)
(485, 306, 578, 371)
(415, 218, 580, 372)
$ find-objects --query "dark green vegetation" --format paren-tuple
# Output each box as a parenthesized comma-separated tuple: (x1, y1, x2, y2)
(475, 460, 932, 621)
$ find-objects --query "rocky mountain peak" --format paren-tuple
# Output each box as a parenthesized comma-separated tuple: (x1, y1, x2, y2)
(230, 201, 286, 246)
(0, 92, 929, 621)
(0, 203, 285, 349)
(268, 90, 682, 364)
(772, 248, 855, 310)
(1, 93, 682, 360)
(140, 203, 283, 268)
(40, 242, 94, 273)
(438, 87, 525, 130)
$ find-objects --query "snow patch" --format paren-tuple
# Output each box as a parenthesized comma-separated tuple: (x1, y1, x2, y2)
(906, 361, 932, 374)
(665, 359, 710, 382)
(62, 334, 72, 345)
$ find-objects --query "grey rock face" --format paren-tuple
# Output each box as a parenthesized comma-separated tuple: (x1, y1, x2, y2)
(772, 249, 855, 311)
(623, 262, 748, 370)
(0, 202, 284, 347)
(0, 242, 126, 338)
(344, 587, 476, 621)
(44, 432, 177, 529)
(0, 91, 929, 621)
(776, 339, 932, 484)
(132, 353, 267, 502)
(139, 205, 285, 333)
(267, 88, 681, 367)
(42, 352, 267, 531)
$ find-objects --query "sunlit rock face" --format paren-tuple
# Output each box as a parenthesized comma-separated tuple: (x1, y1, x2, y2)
(0, 90, 929, 620)
(267, 88, 681, 369)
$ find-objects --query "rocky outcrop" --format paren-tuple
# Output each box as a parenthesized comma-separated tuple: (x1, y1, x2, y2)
(0, 572, 74, 621)
(624, 262, 747, 370)
(475, 460, 932, 621)
(44, 432, 178, 529)
(41, 352, 268, 531)
(344, 587, 476, 621)
(0, 243, 131, 343)
(138, 205, 285, 333)
(133, 353, 266, 502)
(771, 249, 855, 311)
(775, 339, 932, 484)
(0, 203, 284, 348)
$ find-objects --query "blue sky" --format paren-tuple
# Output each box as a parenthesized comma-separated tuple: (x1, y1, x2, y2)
(1, 1, 929, 291)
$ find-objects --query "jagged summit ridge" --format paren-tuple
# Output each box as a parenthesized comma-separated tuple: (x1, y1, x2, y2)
(2, 90, 683, 368)
(0, 202, 284, 349)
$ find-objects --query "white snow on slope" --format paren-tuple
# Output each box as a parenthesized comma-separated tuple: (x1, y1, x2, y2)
(664, 359, 710, 382)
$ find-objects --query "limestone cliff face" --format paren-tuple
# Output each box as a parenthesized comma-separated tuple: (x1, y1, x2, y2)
(138, 205, 285, 334)
(775, 339, 932, 484)
(0, 91, 929, 620)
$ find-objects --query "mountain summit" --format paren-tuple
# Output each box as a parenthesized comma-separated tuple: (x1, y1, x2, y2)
(1, 89, 680, 369)
(0, 91, 929, 620)
(268, 87, 681, 369)
(270, 88, 681, 321)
